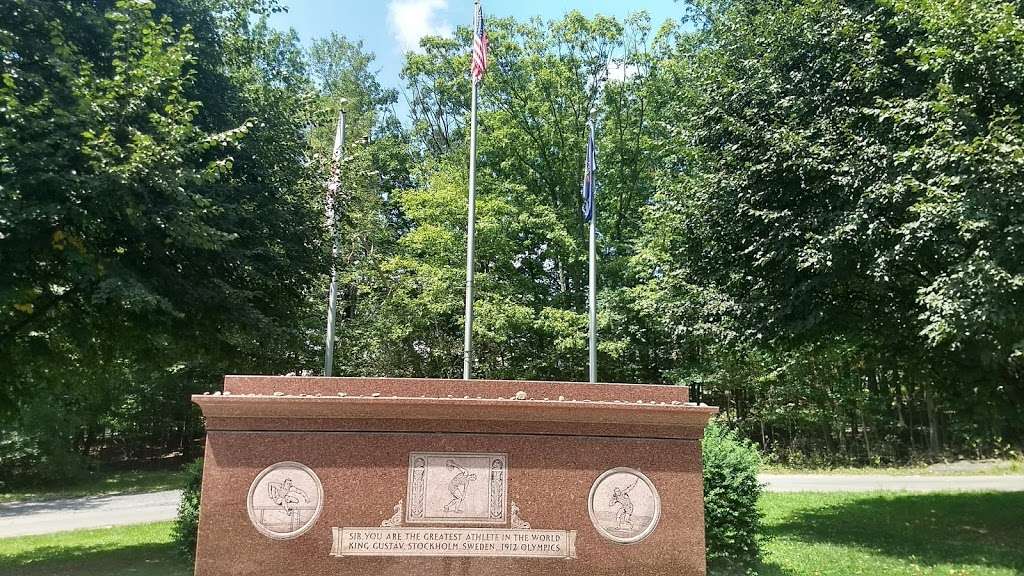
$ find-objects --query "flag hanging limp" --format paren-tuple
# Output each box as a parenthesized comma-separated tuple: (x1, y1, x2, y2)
(472, 2, 489, 83)
(583, 120, 598, 383)
(582, 121, 596, 222)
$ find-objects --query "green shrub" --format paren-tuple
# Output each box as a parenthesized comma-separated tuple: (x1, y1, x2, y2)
(703, 421, 764, 574)
(173, 457, 204, 559)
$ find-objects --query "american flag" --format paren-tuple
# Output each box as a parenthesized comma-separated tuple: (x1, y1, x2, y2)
(471, 2, 488, 82)
(582, 121, 596, 222)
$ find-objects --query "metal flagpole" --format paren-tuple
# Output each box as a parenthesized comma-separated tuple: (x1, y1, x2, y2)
(324, 107, 346, 377)
(588, 191, 597, 384)
(588, 128, 597, 384)
(464, 0, 486, 380)
(463, 74, 479, 380)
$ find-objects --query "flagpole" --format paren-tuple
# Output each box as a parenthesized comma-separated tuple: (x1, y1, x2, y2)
(588, 205, 597, 383)
(463, 63, 480, 380)
(324, 107, 346, 377)
(588, 151, 597, 385)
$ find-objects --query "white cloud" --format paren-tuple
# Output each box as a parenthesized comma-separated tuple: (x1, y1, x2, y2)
(388, 0, 452, 53)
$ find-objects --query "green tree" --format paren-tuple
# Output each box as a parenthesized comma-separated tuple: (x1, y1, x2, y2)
(639, 0, 1024, 458)
(342, 11, 673, 382)
(0, 0, 325, 480)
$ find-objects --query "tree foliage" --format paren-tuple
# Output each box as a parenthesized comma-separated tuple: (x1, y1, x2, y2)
(641, 0, 1024, 460)
(1, 0, 1022, 482)
(334, 12, 674, 382)
(0, 0, 329, 481)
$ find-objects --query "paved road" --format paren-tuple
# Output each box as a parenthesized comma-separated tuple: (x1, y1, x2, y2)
(3, 474, 1023, 538)
(0, 489, 183, 538)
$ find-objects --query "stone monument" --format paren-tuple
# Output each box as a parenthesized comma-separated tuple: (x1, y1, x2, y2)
(191, 376, 717, 575)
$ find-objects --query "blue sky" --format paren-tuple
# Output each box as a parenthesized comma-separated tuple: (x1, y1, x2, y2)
(269, 1, 685, 111)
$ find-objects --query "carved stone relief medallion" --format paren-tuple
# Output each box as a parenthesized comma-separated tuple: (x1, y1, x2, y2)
(405, 452, 508, 524)
(246, 461, 323, 540)
(588, 467, 661, 544)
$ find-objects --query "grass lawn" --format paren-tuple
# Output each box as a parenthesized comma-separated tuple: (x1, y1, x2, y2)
(757, 492, 1024, 575)
(1, 492, 1021, 575)
(0, 522, 188, 576)
(0, 468, 185, 504)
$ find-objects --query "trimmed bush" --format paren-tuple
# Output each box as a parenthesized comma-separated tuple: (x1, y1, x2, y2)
(703, 421, 764, 574)
(173, 457, 204, 559)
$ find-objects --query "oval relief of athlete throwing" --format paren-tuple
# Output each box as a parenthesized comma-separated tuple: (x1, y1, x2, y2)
(588, 467, 661, 544)
(247, 461, 324, 540)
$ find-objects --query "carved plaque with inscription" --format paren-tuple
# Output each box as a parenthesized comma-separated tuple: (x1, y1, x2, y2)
(406, 452, 507, 525)
(332, 451, 579, 560)
(331, 527, 577, 559)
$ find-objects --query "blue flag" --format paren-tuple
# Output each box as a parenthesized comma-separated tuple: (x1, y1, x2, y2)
(581, 121, 596, 222)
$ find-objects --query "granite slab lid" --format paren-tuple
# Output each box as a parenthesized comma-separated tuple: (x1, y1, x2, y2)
(193, 376, 718, 439)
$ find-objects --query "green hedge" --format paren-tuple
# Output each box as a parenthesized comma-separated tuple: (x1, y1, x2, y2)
(173, 457, 204, 559)
(704, 421, 764, 574)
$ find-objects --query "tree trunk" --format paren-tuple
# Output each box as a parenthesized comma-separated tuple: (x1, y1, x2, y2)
(849, 412, 861, 462)
(79, 426, 93, 457)
(894, 385, 906, 428)
(861, 408, 872, 462)
(835, 403, 847, 457)
(924, 385, 940, 456)
(181, 411, 194, 461)
(906, 382, 917, 457)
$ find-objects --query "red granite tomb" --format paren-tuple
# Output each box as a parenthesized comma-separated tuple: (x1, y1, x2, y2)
(192, 376, 717, 576)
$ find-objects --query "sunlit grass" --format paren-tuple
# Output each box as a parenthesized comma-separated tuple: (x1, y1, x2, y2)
(0, 469, 185, 504)
(754, 492, 1024, 576)
(2, 492, 1022, 575)
(0, 522, 188, 576)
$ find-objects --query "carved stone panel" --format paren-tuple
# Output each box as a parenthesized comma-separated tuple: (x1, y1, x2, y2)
(331, 527, 577, 559)
(588, 467, 661, 544)
(246, 461, 323, 540)
(405, 452, 508, 525)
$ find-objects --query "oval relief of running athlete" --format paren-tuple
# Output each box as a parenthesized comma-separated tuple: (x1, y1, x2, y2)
(246, 462, 324, 540)
(588, 467, 661, 544)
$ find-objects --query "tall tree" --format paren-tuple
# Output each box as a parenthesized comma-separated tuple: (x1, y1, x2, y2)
(638, 0, 1024, 456)
(343, 12, 669, 382)
(0, 0, 325, 479)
